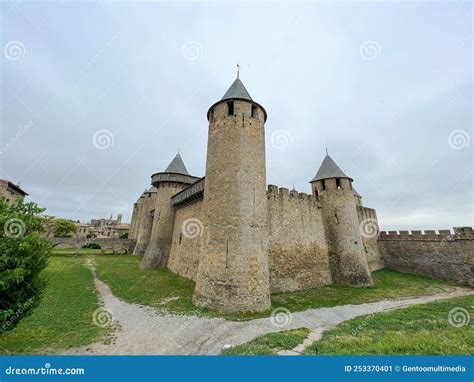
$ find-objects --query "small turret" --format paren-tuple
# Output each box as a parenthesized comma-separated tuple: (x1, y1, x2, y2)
(310, 153, 373, 286)
(140, 153, 200, 268)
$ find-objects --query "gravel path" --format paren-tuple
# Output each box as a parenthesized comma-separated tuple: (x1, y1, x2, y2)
(65, 265, 474, 355)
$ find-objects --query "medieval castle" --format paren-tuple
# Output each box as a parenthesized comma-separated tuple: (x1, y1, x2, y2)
(128, 76, 473, 312)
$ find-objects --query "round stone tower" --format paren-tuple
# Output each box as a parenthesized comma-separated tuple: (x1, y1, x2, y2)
(129, 198, 141, 240)
(141, 153, 200, 269)
(192, 76, 271, 312)
(132, 186, 157, 256)
(310, 154, 373, 286)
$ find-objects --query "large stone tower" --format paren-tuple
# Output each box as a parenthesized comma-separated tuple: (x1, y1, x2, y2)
(192, 77, 271, 312)
(310, 154, 373, 286)
(141, 154, 199, 269)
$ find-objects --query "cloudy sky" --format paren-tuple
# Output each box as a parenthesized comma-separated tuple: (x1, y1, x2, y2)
(1, 1, 472, 230)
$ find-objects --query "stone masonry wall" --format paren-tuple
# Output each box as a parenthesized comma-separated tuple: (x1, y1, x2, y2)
(356, 205, 384, 271)
(167, 200, 204, 281)
(267, 185, 332, 292)
(378, 227, 474, 286)
(141, 182, 189, 269)
(133, 191, 156, 256)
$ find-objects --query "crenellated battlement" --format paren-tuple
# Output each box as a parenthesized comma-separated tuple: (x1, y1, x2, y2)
(356, 205, 377, 220)
(378, 226, 474, 241)
(267, 184, 319, 206)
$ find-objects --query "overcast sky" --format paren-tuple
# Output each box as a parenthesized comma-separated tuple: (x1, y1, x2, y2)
(1, 1, 472, 231)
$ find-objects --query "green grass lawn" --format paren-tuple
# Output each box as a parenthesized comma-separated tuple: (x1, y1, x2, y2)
(53, 248, 115, 255)
(1, 252, 469, 355)
(221, 328, 310, 355)
(304, 295, 474, 355)
(92, 255, 457, 320)
(0, 253, 110, 355)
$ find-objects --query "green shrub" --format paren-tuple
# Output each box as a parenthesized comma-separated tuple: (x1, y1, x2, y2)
(52, 219, 76, 238)
(0, 199, 51, 328)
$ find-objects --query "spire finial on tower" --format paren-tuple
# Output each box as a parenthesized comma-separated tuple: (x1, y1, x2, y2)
(325, 148, 328, 156)
(236, 64, 240, 79)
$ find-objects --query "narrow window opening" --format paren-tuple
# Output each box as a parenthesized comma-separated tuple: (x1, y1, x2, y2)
(335, 212, 339, 224)
(336, 178, 342, 189)
(251, 105, 257, 118)
(321, 180, 326, 190)
(227, 101, 234, 116)
(314, 189, 319, 197)
(179, 232, 183, 244)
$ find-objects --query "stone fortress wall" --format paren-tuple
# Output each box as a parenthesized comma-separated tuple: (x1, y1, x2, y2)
(167, 200, 204, 281)
(266, 185, 332, 292)
(129, 76, 472, 313)
(356, 205, 384, 271)
(378, 227, 474, 286)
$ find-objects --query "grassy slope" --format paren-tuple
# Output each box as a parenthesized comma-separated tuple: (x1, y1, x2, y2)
(93, 255, 455, 320)
(0, 253, 108, 355)
(221, 328, 310, 355)
(305, 295, 474, 355)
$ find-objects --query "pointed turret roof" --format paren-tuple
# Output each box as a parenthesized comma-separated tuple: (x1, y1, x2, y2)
(221, 78, 253, 101)
(311, 154, 353, 182)
(164, 153, 189, 175)
(207, 75, 267, 121)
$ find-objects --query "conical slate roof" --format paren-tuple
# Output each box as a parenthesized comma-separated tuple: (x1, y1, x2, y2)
(311, 154, 352, 182)
(221, 78, 252, 101)
(164, 153, 189, 175)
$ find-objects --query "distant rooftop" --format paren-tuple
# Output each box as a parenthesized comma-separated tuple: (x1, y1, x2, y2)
(0, 179, 28, 196)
